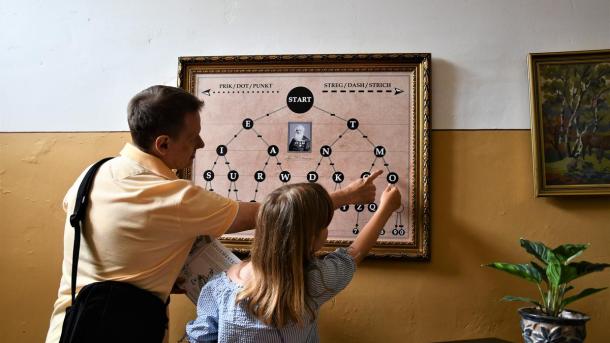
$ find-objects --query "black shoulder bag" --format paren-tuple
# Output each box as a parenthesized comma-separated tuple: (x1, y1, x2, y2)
(59, 157, 168, 343)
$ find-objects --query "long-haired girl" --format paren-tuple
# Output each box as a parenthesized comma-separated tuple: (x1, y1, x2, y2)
(186, 180, 401, 342)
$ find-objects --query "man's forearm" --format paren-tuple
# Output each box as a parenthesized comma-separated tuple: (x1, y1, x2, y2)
(225, 202, 260, 233)
(330, 188, 352, 210)
(330, 170, 382, 209)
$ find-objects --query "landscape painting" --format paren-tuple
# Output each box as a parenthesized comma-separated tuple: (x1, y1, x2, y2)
(529, 50, 610, 196)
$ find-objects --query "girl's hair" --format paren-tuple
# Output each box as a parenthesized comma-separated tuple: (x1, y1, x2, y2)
(237, 182, 334, 327)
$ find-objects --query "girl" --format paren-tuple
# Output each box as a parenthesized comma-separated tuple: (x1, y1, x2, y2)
(186, 181, 401, 342)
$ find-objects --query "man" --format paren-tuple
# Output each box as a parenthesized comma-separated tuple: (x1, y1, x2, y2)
(288, 124, 311, 151)
(45, 85, 380, 343)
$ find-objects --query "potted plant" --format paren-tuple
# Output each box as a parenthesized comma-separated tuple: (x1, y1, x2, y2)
(484, 238, 609, 343)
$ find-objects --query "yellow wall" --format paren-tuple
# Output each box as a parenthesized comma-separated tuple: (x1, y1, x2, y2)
(1, 131, 609, 342)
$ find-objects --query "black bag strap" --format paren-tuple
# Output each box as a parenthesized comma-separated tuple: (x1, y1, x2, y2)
(68, 157, 114, 304)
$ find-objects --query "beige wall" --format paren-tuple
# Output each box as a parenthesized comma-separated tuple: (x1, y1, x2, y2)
(1, 131, 609, 342)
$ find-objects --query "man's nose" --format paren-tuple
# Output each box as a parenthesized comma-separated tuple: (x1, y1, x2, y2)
(197, 136, 205, 149)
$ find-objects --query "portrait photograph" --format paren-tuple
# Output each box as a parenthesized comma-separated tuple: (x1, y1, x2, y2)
(288, 122, 312, 153)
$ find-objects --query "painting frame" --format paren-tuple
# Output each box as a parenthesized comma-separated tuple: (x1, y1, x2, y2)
(529, 49, 610, 197)
(177, 53, 431, 260)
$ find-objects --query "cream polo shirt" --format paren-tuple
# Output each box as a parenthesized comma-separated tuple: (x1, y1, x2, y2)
(45, 143, 239, 343)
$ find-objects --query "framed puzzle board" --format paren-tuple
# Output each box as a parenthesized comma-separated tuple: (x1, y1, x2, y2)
(178, 54, 431, 259)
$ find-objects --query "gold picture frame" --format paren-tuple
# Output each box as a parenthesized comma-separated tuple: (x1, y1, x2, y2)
(178, 54, 431, 259)
(529, 49, 610, 196)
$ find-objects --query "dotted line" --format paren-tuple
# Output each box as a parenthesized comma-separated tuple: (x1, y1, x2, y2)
(368, 157, 378, 173)
(254, 106, 287, 121)
(225, 128, 244, 146)
(329, 128, 349, 147)
(212, 90, 281, 94)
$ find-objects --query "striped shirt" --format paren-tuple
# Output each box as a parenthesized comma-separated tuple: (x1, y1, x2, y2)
(186, 248, 356, 342)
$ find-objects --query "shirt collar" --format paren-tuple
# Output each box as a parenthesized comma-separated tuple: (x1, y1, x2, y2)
(120, 143, 178, 180)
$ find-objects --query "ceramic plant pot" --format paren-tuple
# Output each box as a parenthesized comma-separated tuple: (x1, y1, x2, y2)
(519, 307, 590, 343)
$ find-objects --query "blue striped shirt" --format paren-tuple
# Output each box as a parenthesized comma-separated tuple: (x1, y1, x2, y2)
(186, 248, 356, 342)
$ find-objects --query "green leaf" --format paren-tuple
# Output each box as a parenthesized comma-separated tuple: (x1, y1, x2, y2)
(484, 262, 542, 284)
(562, 287, 608, 308)
(502, 295, 542, 307)
(553, 244, 589, 263)
(546, 258, 563, 288)
(520, 239, 555, 264)
(561, 262, 610, 284)
(530, 261, 548, 285)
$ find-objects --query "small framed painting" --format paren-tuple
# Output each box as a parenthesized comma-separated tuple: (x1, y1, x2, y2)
(529, 49, 610, 196)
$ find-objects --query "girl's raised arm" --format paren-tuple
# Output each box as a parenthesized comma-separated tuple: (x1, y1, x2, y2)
(347, 184, 401, 264)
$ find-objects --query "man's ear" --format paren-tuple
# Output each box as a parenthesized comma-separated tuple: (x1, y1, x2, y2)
(152, 135, 171, 156)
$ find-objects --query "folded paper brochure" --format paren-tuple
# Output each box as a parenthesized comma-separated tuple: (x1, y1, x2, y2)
(175, 236, 241, 304)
